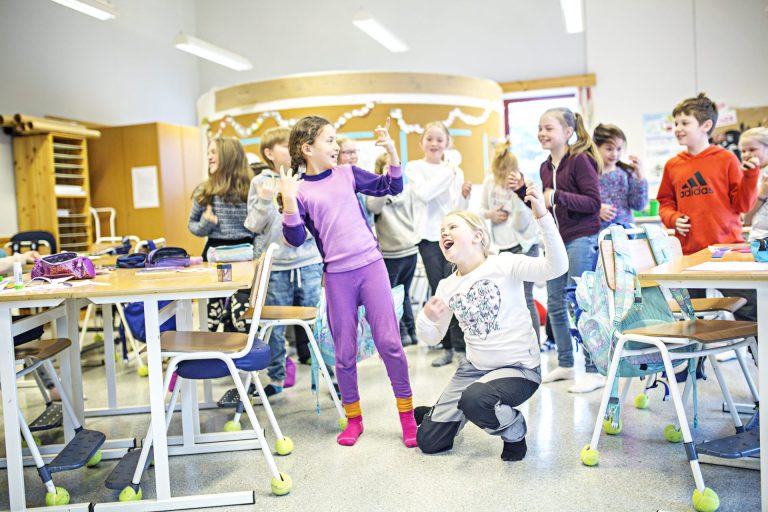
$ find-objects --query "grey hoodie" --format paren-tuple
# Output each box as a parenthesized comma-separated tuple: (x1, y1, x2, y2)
(244, 170, 322, 271)
(366, 185, 419, 259)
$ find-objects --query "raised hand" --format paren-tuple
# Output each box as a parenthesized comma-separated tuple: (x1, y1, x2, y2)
(487, 205, 509, 224)
(742, 156, 760, 172)
(278, 166, 302, 214)
(256, 175, 277, 201)
(675, 215, 691, 236)
(203, 204, 218, 224)
(600, 203, 618, 222)
(374, 117, 400, 166)
(461, 181, 472, 199)
(627, 155, 644, 180)
(422, 296, 449, 323)
(506, 171, 524, 191)
(524, 181, 548, 219)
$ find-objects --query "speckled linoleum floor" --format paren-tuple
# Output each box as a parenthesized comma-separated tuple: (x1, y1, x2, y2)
(1, 332, 761, 512)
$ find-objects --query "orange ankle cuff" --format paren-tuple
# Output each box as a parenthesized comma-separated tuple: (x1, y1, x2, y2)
(396, 396, 413, 413)
(344, 401, 362, 418)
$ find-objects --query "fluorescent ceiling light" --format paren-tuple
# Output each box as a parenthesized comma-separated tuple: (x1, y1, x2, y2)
(353, 12, 408, 53)
(48, 0, 117, 20)
(174, 34, 253, 71)
(560, 0, 584, 34)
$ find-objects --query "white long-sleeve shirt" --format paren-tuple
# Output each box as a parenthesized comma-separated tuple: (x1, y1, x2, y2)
(416, 213, 568, 370)
(405, 159, 468, 242)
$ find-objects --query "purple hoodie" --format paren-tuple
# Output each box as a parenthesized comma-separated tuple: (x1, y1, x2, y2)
(517, 152, 601, 243)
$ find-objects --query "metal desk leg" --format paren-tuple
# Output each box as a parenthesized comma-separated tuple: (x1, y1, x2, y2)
(1, 307, 26, 510)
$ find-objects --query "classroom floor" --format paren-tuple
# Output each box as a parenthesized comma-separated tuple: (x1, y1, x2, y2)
(0, 338, 761, 512)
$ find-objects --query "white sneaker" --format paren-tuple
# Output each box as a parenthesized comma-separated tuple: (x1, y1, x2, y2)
(568, 374, 606, 393)
(715, 350, 736, 362)
(542, 366, 575, 383)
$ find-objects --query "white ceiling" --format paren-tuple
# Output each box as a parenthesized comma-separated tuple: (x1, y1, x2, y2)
(192, 0, 588, 93)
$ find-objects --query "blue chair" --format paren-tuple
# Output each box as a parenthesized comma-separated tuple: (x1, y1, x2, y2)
(106, 243, 293, 502)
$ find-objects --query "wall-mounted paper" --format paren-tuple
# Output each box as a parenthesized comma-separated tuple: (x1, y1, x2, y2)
(131, 166, 160, 209)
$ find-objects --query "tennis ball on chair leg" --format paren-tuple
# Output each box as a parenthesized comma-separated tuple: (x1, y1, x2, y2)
(692, 487, 720, 512)
(86, 449, 102, 467)
(602, 418, 622, 435)
(275, 436, 294, 455)
(271, 473, 292, 495)
(223, 420, 241, 432)
(137, 365, 149, 377)
(338, 417, 348, 430)
(45, 487, 70, 506)
(664, 424, 683, 443)
(580, 444, 599, 466)
(634, 393, 649, 409)
(119, 486, 142, 502)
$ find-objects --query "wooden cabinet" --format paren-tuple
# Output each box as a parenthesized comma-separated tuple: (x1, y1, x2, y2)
(88, 123, 205, 255)
(13, 133, 92, 252)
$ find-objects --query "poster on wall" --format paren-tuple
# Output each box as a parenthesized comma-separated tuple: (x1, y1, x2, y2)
(642, 112, 679, 196)
(131, 166, 160, 209)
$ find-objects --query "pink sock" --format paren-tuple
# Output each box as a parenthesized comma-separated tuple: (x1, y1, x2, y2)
(399, 410, 418, 448)
(337, 416, 364, 446)
(284, 357, 296, 389)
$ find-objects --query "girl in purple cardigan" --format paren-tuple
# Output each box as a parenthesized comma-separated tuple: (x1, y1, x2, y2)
(278, 116, 417, 448)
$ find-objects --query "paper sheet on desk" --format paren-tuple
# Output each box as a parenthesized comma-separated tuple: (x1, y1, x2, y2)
(0, 279, 110, 293)
(684, 262, 768, 272)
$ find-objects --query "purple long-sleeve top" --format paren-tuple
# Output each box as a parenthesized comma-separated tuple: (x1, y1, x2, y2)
(282, 164, 403, 273)
(516, 152, 601, 243)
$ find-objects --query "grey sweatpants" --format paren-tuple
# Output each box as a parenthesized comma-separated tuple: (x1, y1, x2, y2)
(417, 358, 541, 454)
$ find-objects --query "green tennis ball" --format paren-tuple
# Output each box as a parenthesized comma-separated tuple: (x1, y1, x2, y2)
(45, 487, 70, 506)
(580, 444, 599, 466)
(634, 393, 650, 409)
(275, 436, 294, 456)
(602, 418, 623, 435)
(94, 333, 104, 343)
(223, 420, 242, 432)
(271, 473, 292, 496)
(137, 365, 149, 377)
(664, 424, 683, 443)
(86, 450, 102, 467)
(692, 487, 720, 512)
(22, 436, 42, 448)
(118, 486, 142, 502)
(338, 417, 348, 430)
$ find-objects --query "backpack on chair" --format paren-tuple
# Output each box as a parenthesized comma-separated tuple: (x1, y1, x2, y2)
(575, 224, 698, 429)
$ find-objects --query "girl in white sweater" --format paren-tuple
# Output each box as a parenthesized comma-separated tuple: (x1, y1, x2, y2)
(405, 121, 471, 366)
(414, 184, 568, 460)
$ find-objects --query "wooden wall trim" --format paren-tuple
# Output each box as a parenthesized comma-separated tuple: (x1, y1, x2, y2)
(499, 74, 597, 93)
(215, 72, 503, 112)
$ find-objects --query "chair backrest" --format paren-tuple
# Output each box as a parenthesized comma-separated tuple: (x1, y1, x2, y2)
(133, 237, 166, 253)
(90, 207, 117, 242)
(246, 242, 277, 330)
(9, 231, 57, 254)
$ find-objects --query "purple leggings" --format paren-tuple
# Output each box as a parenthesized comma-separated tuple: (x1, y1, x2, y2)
(324, 258, 413, 405)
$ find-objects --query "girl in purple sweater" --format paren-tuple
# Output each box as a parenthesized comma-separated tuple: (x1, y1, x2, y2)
(278, 116, 417, 448)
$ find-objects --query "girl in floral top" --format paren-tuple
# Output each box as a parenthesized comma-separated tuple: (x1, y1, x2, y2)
(593, 124, 648, 230)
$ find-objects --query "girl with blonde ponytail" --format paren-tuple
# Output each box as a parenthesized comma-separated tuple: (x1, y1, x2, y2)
(515, 107, 604, 393)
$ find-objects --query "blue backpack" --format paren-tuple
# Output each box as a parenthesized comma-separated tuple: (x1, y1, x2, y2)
(575, 224, 699, 428)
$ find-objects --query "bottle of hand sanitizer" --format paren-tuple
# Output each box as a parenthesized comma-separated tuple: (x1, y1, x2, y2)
(13, 261, 23, 289)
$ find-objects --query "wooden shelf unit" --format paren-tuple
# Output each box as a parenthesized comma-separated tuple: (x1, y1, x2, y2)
(14, 133, 92, 252)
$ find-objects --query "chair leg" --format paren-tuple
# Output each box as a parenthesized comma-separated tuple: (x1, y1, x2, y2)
(735, 341, 759, 402)
(78, 303, 93, 349)
(228, 373, 253, 428)
(224, 360, 291, 495)
(301, 323, 345, 422)
(589, 337, 626, 451)
(251, 372, 289, 443)
(44, 360, 82, 432)
(656, 344, 708, 495)
(18, 409, 57, 495)
(707, 354, 744, 431)
(619, 377, 633, 405)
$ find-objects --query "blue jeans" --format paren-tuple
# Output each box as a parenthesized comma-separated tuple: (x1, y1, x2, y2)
(501, 244, 540, 344)
(546, 235, 597, 372)
(266, 263, 323, 382)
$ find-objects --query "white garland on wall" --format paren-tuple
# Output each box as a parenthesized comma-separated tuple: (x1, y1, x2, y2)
(205, 102, 495, 139)
(206, 102, 376, 138)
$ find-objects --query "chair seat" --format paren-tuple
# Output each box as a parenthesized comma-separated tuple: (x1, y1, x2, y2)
(159, 331, 248, 353)
(15, 338, 71, 361)
(668, 297, 747, 314)
(175, 340, 271, 379)
(244, 305, 318, 322)
(624, 319, 757, 343)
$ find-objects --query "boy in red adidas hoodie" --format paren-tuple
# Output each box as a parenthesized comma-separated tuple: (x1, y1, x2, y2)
(657, 93, 759, 256)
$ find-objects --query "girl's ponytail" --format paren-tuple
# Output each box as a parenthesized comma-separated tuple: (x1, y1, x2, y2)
(571, 112, 603, 173)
